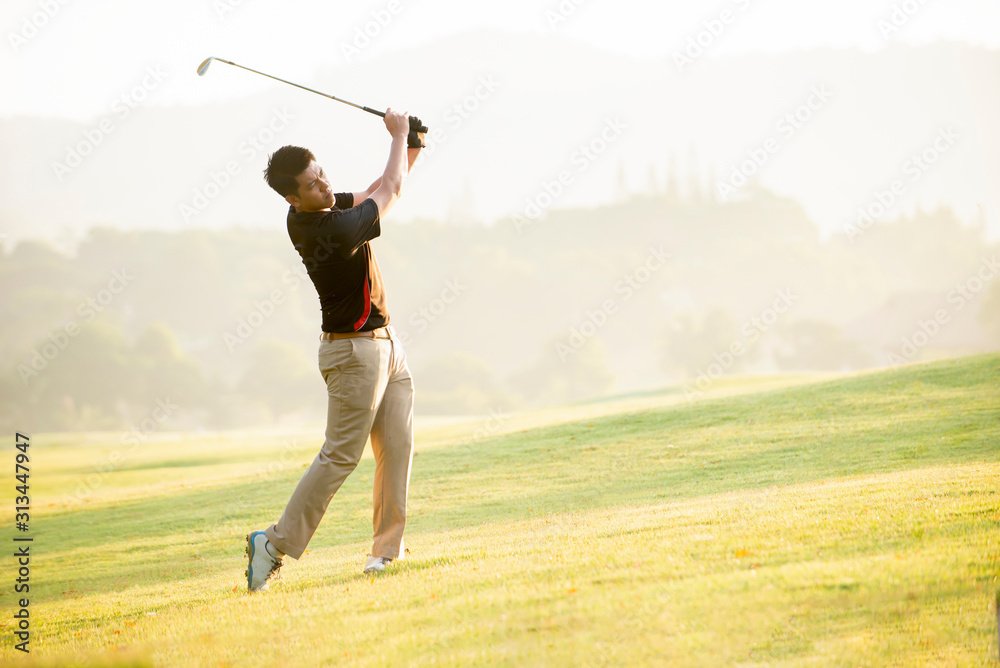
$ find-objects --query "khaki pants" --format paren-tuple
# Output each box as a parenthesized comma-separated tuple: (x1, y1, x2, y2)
(265, 327, 414, 560)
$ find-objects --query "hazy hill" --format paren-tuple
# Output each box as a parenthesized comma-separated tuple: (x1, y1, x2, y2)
(3, 189, 996, 431)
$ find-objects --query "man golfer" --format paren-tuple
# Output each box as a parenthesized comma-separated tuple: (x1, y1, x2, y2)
(245, 109, 424, 592)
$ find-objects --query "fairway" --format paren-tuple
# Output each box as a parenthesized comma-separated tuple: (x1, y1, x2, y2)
(2, 354, 998, 666)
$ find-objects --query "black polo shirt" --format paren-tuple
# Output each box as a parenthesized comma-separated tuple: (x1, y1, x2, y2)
(286, 193, 389, 333)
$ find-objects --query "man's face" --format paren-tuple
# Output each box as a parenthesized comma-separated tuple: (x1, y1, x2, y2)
(286, 160, 334, 212)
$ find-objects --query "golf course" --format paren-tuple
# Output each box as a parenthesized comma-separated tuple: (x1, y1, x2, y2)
(2, 353, 998, 666)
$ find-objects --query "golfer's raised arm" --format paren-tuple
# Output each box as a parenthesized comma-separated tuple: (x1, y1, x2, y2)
(352, 147, 421, 203)
(367, 108, 410, 217)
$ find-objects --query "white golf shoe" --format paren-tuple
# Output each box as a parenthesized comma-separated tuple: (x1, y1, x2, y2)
(363, 539, 405, 573)
(363, 538, 406, 574)
(245, 531, 283, 592)
(363, 555, 392, 573)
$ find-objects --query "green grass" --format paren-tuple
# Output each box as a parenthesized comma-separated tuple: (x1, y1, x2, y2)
(1, 355, 999, 666)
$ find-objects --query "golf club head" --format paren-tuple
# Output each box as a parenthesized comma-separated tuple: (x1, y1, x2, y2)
(197, 57, 226, 77)
(196, 58, 214, 77)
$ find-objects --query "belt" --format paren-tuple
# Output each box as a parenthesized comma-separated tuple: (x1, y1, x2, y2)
(320, 326, 392, 341)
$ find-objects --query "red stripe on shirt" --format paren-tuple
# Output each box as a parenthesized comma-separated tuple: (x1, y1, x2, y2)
(353, 275, 371, 331)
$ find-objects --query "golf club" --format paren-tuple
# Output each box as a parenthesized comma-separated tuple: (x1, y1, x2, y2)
(197, 57, 428, 133)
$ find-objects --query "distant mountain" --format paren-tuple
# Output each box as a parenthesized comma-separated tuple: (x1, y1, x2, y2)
(2, 32, 997, 242)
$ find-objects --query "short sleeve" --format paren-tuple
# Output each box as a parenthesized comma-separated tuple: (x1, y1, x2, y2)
(333, 193, 354, 210)
(302, 198, 380, 258)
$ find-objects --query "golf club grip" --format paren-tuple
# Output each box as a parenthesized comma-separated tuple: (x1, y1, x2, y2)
(363, 107, 429, 133)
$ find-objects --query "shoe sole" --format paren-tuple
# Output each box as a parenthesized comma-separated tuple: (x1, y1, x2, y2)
(246, 531, 266, 592)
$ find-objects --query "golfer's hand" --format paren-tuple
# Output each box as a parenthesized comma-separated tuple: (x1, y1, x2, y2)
(384, 108, 410, 140)
(406, 116, 426, 149)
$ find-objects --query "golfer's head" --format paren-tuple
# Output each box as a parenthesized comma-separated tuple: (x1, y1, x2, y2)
(264, 145, 334, 212)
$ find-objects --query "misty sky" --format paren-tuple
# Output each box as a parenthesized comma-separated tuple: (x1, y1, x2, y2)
(2, 0, 998, 121)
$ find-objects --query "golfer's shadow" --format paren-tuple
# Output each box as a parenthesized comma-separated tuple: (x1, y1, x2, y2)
(264, 554, 472, 593)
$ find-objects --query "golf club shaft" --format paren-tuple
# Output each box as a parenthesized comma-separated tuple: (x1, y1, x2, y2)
(219, 59, 428, 133)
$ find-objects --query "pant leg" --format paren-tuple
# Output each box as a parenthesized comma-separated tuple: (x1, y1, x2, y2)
(265, 337, 390, 559)
(368, 332, 415, 559)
